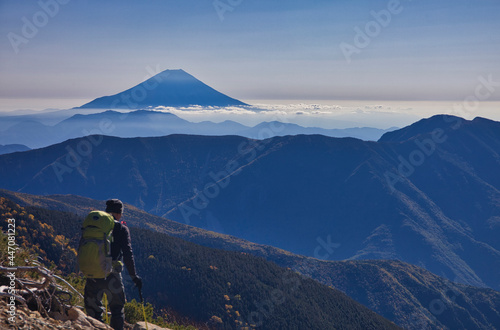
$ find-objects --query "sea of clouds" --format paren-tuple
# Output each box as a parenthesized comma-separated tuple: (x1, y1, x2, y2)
(150, 101, 450, 129)
(2, 99, 499, 131)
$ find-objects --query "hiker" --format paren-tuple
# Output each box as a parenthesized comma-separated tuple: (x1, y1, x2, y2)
(79, 199, 142, 330)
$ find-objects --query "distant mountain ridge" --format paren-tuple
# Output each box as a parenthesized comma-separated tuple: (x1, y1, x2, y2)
(0, 144, 30, 155)
(0, 110, 393, 148)
(0, 115, 499, 294)
(77, 69, 247, 109)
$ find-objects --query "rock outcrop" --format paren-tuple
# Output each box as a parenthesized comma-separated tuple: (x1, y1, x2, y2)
(0, 300, 111, 329)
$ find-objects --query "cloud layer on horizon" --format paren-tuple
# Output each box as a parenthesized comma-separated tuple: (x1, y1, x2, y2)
(150, 100, 500, 129)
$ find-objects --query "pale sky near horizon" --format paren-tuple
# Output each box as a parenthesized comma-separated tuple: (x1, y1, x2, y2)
(0, 0, 499, 117)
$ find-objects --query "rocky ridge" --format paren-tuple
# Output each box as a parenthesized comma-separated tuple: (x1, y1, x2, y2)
(0, 300, 171, 329)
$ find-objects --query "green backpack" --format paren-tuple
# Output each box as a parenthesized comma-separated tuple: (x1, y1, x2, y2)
(77, 211, 116, 279)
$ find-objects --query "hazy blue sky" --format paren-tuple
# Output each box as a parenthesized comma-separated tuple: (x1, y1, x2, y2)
(1, 0, 499, 109)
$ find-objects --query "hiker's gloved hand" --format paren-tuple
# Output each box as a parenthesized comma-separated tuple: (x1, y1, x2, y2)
(112, 260, 124, 273)
(133, 276, 142, 290)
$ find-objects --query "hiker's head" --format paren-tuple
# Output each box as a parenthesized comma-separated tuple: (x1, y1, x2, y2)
(106, 199, 123, 220)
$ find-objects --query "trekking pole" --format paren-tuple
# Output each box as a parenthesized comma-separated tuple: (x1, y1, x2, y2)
(138, 287, 149, 330)
(103, 293, 110, 325)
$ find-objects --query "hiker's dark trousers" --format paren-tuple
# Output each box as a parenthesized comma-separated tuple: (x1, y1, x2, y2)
(84, 272, 126, 330)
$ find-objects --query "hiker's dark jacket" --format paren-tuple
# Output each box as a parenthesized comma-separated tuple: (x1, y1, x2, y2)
(111, 220, 138, 278)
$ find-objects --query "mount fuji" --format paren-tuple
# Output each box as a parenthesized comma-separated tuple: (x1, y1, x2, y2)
(77, 69, 247, 109)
